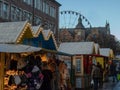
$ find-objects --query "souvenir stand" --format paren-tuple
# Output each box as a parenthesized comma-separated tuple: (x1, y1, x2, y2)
(0, 21, 42, 90)
(0, 44, 42, 90)
(94, 48, 114, 69)
(58, 42, 100, 90)
(96, 48, 114, 81)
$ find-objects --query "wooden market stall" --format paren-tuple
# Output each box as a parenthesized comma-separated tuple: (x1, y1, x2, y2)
(0, 21, 35, 90)
(0, 44, 42, 90)
(97, 48, 114, 81)
(95, 48, 114, 70)
(58, 42, 99, 90)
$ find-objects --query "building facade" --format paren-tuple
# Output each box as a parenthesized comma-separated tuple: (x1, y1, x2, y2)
(0, 0, 61, 40)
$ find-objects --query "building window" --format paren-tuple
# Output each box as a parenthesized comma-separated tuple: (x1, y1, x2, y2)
(45, 3, 49, 14)
(34, 0, 37, 8)
(50, 6, 56, 18)
(34, 0, 41, 10)
(23, 11, 32, 22)
(23, 0, 32, 6)
(39, 0, 42, 11)
(16, 8, 22, 21)
(53, 7, 56, 18)
(0, 1, 2, 17)
(28, 0, 32, 5)
(76, 59, 81, 72)
(43, 1, 46, 13)
(3, 2, 9, 19)
(50, 6, 52, 16)
(36, 0, 40, 10)
(11, 5, 22, 21)
(11, 6, 16, 21)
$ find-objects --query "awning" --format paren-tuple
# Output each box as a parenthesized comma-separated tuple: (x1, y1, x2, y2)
(0, 44, 42, 53)
(0, 44, 73, 56)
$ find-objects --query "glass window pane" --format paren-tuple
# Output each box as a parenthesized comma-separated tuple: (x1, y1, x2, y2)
(43, 1, 45, 13)
(46, 3, 49, 14)
(16, 8, 22, 21)
(0, 1, 2, 17)
(76, 59, 81, 72)
(3, 3, 9, 19)
(11, 6, 16, 21)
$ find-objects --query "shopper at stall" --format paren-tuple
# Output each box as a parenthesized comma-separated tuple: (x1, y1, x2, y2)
(91, 64, 100, 90)
(40, 62, 53, 90)
(97, 62, 103, 88)
(110, 61, 118, 82)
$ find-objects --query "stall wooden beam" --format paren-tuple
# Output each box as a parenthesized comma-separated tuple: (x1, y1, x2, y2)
(0, 53, 5, 90)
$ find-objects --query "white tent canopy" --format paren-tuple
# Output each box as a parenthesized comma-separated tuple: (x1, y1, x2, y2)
(0, 44, 41, 53)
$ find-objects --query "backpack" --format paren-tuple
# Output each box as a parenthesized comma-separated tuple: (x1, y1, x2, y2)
(93, 67, 100, 78)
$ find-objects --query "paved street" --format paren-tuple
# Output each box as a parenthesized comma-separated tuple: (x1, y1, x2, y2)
(99, 77, 120, 90)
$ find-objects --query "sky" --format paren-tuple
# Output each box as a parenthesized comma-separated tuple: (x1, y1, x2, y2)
(57, 0, 120, 40)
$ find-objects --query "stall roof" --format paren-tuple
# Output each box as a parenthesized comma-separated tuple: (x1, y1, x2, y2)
(100, 48, 114, 58)
(0, 21, 31, 43)
(32, 26, 58, 50)
(0, 44, 41, 53)
(0, 44, 72, 56)
(58, 42, 95, 55)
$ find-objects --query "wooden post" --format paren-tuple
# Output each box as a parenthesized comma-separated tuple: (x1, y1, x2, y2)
(0, 53, 5, 90)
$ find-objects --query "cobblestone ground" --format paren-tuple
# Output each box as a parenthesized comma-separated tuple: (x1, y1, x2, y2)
(98, 77, 120, 90)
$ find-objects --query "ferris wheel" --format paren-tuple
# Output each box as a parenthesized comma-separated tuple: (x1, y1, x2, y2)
(59, 10, 92, 29)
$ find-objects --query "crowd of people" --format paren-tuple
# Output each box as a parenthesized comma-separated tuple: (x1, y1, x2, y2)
(91, 61, 120, 90)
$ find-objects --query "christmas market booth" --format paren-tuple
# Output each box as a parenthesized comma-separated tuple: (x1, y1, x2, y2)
(89, 45, 114, 70)
(97, 48, 114, 82)
(0, 44, 43, 90)
(58, 42, 100, 90)
(99, 48, 114, 68)
(0, 21, 43, 90)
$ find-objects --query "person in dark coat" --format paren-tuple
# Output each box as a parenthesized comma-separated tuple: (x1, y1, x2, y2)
(40, 62, 53, 90)
(97, 62, 103, 88)
(110, 61, 118, 82)
(91, 64, 100, 90)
